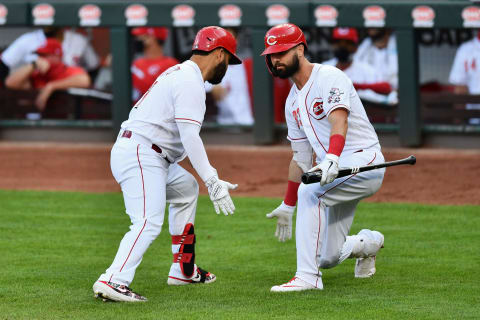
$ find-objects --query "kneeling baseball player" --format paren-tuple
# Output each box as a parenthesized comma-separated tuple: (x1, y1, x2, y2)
(93, 26, 241, 302)
(263, 24, 386, 291)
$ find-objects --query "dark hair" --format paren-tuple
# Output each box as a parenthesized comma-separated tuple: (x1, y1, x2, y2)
(299, 43, 308, 55)
(156, 39, 165, 46)
(191, 50, 211, 56)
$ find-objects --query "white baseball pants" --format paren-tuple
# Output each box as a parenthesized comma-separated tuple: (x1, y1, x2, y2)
(295, 148, 385, 287)
(98, 136, 199, 285)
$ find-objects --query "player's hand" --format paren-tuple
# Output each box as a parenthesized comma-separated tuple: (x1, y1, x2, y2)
(205, 175, 238, 215)
(308, 153, 339, 186)
(35, 83, 54, 111)
(266, 202, 295, 242)
(35, 57, 50, 74)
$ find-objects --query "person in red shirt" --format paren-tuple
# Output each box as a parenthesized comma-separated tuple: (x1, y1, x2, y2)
(131, 27, 179, 102)
(5, 38, 90, 111)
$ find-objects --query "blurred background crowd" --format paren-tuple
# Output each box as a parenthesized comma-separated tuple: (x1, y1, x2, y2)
(0, 25, 478, 126)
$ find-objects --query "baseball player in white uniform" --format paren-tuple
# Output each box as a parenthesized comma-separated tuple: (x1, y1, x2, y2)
(323, 28, 398, 106)
(449, 31, 480, 125)
(92, 26, 242, 302)
(355, 28, 398, 91)
(262, 24, 385, 292)
(205, 62, 254, 125)
(0, 27, 98, 83)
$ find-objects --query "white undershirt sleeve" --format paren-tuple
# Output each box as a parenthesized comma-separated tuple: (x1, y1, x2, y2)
(177, 121, 217, 182)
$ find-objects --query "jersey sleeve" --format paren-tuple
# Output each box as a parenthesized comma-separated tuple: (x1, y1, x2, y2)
(449, 45, 468, 85)
(322, 70, 352, 116)
(62, 66, 87, 78)
(173, 80, 206, 126)
(285, 96, 307, 142)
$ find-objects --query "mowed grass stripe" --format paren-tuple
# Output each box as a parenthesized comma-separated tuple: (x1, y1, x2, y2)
(0, 190, 478, 319)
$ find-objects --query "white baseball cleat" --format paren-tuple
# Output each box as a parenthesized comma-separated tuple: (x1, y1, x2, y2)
(93, 280, 147, 302)
(167, 266, 216, 286)
(270, 276, 323, 292)
(355, 230, 384, 278)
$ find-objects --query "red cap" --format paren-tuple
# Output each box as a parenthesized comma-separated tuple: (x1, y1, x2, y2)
(261, 23, 307, 56)
(192, 26, 241, 65)
(36, 38, 63, 57)
(131, 27, 169, 41)
(332, 27, 358, 44)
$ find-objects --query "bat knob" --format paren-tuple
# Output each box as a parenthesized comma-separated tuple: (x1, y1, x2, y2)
(301, 171, 322, 184)
(408, 155, 416, 165)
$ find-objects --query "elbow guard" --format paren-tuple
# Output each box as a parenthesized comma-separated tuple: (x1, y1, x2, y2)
(291, 140, 313, 173)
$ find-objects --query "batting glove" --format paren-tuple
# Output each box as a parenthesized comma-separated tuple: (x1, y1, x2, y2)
(308, 153, 339, 186)
(266, 202, 295, 242)
(205, 175, 238, 215)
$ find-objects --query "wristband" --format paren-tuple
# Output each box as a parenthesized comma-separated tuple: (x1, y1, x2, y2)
(327, 134, 345, 157)
(284, 180, 300, 206)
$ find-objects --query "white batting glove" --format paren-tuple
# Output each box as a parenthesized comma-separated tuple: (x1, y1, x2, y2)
(266, 202, 295, 242)
(308, 153, 339, 186)
(205, 175, 238, 215)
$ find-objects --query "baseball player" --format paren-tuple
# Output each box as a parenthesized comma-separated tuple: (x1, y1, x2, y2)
(262, 24, 385, 292)
(354, 28, 398, 91)
(92, 26, 241, 302)
(449, 30, 480, 125)
(4, 38, 90, 110)
(205, 27, 253, 125)
(322, 27, 398, 106)
(130, 27, 179, 102)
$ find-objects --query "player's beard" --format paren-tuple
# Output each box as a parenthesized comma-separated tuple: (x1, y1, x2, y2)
(271, 53, 300, 79)
(208, 60, 228, 84)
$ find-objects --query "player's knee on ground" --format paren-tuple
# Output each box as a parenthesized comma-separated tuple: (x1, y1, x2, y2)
(319, 253, 341, 269)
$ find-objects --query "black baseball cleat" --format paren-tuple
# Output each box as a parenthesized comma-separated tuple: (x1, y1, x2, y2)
(93, 280, 147, 302)
(167, 266, 216, 285)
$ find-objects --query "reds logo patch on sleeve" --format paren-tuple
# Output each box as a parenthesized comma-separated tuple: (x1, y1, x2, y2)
(327, 88, 344, 104)
(309, 98, 326, 120)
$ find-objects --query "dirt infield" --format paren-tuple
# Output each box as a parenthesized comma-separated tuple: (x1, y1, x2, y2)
(0, 142, 478, 205)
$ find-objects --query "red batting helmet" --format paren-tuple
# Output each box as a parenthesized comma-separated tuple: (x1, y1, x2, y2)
(131, 27, 169, 41)
(36, 38, 63, 57)
(192, 26, 242, 65)
(332, 27, 358, 44)
(261, 23, 307, 56)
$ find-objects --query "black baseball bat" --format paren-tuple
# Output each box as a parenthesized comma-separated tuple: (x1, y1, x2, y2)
(301, 155, 416, 184)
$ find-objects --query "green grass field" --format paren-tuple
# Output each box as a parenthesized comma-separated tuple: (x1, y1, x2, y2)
(0, 190, 479, 319)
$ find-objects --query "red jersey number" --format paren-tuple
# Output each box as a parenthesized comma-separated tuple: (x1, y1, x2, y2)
(292, 107, 302, 129)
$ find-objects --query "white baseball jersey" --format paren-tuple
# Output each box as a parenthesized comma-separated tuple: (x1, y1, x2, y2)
(355, 35, 398, 89)
(449, 36, 480, 110)
(322, 58, 379, 84)
(285, 64, 380, 160)
(0, 30, 45, 69)
(121, 60, 206, 163)
(322, 58, 392, 104)
(204, 63, 253, 125)
(62, 30, 99, 71)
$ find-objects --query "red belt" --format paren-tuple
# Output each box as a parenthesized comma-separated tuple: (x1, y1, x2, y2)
(121, 130, 172, 163)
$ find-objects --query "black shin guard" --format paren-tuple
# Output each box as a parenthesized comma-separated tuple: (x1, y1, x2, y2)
(172, 223, 196, 278)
